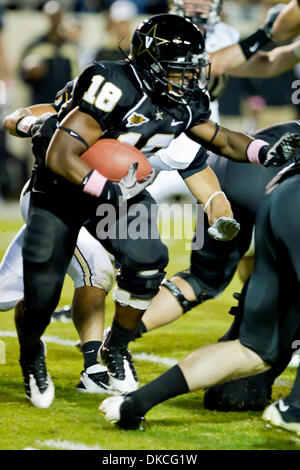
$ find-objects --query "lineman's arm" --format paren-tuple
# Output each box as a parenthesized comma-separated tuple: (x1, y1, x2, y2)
(272, 0, 300, 42)
(3, 103, 56, 136)
(184, 166, 233, 225)
(210, 3, 285, 76)
(184, 167, 240, 241)
(227, 40, 300, 78)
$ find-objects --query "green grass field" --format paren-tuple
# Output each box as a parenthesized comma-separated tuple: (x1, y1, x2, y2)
(0, 211, 299, 451)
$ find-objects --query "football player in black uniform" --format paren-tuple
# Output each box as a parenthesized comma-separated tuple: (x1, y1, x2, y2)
(15, 14, 300, 408)
(2, 82, 121, 397)
(100, 157, 300, 433)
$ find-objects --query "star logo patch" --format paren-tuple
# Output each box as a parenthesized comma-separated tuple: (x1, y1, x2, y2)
(155, 110, 164, 120)
(136, 24, 169, 62)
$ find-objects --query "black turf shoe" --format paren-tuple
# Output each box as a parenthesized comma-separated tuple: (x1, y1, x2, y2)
(19, 341, 55, 408)
(99, 342, 139, 393)
(77, 364, 114, 394)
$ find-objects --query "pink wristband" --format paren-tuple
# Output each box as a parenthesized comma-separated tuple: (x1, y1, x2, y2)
(246, 139, 268, 165)
(82, 170, 107, 197)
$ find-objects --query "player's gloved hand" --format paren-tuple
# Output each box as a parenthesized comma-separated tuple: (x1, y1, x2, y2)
(208, 217, 240, 241)
(262, 3, 286, 40)
(263, 133, 300, 167)
(30, 112, 56, 137)
(116, 163, 155, 205)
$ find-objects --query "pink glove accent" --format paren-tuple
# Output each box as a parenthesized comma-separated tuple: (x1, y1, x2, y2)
(82, 170, 107, 197)
(246, 139, 268, 165)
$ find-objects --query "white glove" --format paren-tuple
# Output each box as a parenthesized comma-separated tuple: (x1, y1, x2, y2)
(117, 163, 155, 205)
(208, 217, 240, 241)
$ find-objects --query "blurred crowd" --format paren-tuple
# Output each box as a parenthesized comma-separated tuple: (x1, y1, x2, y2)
(0, 0, 299, 200)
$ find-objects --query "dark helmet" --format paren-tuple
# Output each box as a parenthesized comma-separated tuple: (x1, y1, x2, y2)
(169, 0, 224, 27)
(130, 14, 210, 102)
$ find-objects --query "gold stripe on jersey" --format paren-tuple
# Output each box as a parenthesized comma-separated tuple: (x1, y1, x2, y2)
(74, 246, 92, 287)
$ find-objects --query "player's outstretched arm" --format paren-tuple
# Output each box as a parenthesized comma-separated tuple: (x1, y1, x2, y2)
(188, 120, 300, 167)
(227, 40, 300, 79)
(3, 104, 56, 136)
(272, 0, 300, 42)
(210, 3, 284, 76)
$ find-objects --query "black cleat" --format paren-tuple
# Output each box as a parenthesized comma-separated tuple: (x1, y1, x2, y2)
(19, 341, 55, 408)
(99, 342, 139, 394)
(77, 364, 114, 394)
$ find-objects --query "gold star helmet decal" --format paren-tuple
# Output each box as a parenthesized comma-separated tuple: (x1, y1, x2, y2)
(136, 23, 170, 62)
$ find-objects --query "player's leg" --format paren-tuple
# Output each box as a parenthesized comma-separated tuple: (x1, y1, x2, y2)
(93, 192, 168, 394)
(67, 227, 115, 394)
(15, 202, 80, 408)
(204, 279, 275, 412)
(139, 204, 253, 336)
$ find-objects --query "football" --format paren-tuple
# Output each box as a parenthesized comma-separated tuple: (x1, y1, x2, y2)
(80, 139, 152, 182)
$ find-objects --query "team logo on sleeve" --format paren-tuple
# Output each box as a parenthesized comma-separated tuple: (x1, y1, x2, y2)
(126, 112, 149, 127)
(54, 94, 63, 107)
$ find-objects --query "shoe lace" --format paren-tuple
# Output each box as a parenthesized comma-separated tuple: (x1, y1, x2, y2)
(103, 346, 137, 380)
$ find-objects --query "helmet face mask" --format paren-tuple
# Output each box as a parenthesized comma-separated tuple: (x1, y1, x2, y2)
(161, 54, 211, 100)
(170, 0, 224, 27)
(130, 14, 211, 103)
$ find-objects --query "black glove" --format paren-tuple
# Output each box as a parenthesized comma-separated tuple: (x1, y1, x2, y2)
(30, 112, 56, 138)
(263, 133, 300, 167)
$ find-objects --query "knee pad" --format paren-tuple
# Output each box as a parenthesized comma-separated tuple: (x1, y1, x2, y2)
(116, 268, 166, 299)
(113, 286, 153, 310)
(164, 271, 211, 314)
(203, 370, 274, 412)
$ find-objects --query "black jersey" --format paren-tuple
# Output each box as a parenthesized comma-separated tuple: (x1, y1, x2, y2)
(72, 61, 211, 171)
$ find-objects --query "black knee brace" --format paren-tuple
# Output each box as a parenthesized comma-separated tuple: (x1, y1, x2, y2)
(162, 271, 211, 314)
(116, 268, 166, 299)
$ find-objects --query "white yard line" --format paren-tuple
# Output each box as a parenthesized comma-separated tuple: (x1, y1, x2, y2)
(1, 329, 298, 369)
(37, 439, 104, 450)
(24, 439, 105, 450)
(0, 330, 177, 367)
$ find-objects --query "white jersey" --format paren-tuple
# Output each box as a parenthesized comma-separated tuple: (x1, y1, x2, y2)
(148, 22, 240, 203)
